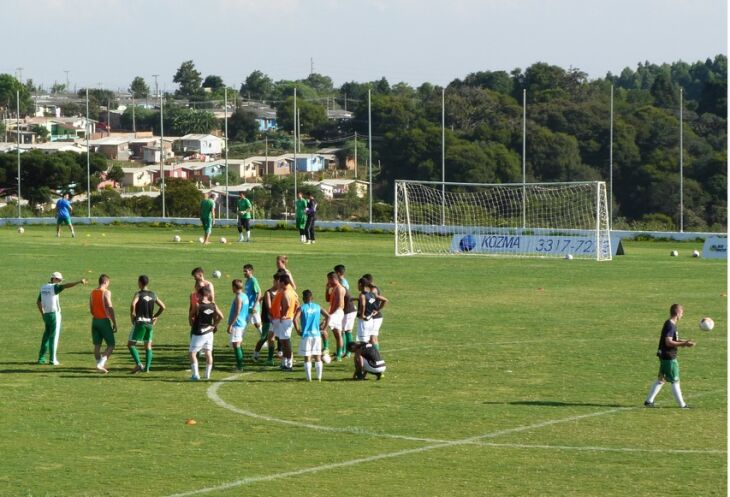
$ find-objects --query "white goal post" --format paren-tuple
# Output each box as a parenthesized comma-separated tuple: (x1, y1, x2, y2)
(394, 180, 612, 261)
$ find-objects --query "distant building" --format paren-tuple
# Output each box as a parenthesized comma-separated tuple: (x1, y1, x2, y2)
(121, 167, 153, 188)
(177, 134, 224, 157)
(88, 137, 131, 160)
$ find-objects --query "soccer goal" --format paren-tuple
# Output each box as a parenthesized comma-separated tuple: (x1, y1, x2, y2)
(394, 180, 612, 261)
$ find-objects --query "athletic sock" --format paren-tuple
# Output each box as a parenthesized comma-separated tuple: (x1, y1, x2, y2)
(145, 349, 153, 371)
(322, 339, 329, 354)
(344, 332, 352, 349)
(205, 363, 213, 379)
(234, 346, 244, 368)
(304, 362, 312, 381)
(191, 362, 199, 378)
(315, 360, 323, 381)
(373, 343, 380, 351)
(246, 231, 251, 241)
(671, 382, 687, 407)
(129, 347, 142, 366)
(98, 355, 108, 367)
(646, 380, 664, 403)
(267, 344, 274, 361)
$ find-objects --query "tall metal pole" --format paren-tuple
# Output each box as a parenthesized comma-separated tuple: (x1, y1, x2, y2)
(132, 97, 136, 135)
(679, 87, 684, 232)
(609, 85, 614, 229)
(368, 89, 373, 224)
(224, 88, 229, 219)
(160, 89, 166, 218)
(293, 87, 297, 202)
(441, 87, 446, 226)
(354, 131, 358, 180)
(16, 90, 21, 219)
(264, 135, 268, 183)
(522, 89, 526, 229)
(86, 88, 91, 218)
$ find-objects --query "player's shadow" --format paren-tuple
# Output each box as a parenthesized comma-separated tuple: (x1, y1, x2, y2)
(484, 400, 625, 408)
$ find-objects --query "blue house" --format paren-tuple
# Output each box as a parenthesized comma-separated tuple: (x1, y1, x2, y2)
(295, 155, 325, 172)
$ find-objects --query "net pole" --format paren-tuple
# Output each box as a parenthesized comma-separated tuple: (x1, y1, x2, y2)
(393, 181, 398, 255)
(679, 88, 683, 232)
(403, 183, 414, 254)
(441, 87, 445, 226)
(595, 182, 601, 261)
(522, 89, 526, 229)
(609, 85, 613, 229)
(368, 89, 372, 224)
(160, 90, 166, 218)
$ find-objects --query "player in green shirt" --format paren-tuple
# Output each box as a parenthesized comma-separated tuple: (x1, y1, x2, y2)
(295, 192, 307, 243)
(200, 192, 217, 245)
(237, 191, 253, 242)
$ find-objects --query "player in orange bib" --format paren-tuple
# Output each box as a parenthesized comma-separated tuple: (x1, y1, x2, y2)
(271, 273, 298, 370)
(89, 274, 117, 373)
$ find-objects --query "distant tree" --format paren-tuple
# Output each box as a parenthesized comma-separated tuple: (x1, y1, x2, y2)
(129, 76, 150, 99)
(156, 178, 203, 217)
(173, 60, 203, 98)
(167, 106, 218, 135)
(240, 70, 274, 100)
(0, 74, 34, 115)
(60, 102, 82, 117)
(275, 97, 327, 134)
(50, 82, 66, 94)
(31, 125, 50, 143)
(650, 72, 679, 108)
(227, 109, 258, 142)
(303, 73, 334, 94)
(107, 164, 125, 184)
(202, 75, 225, 93)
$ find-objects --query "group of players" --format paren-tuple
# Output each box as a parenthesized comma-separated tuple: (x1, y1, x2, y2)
(36, 255, 388, 382)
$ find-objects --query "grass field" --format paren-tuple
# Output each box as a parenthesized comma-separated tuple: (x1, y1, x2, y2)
(1, 224, 726, 497)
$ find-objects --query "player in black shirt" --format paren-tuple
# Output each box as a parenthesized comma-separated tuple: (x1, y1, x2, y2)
(128, 275, 166, 373)
(644, 304, 695, 408)
(188, 286, 223, 381)
(347, 341, 386, 380)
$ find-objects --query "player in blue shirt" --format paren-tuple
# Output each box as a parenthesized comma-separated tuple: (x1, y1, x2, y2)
(55, 193, 76, 238)
(227, 279, 250, 371)
(243, 264, 263, 351)
(293, 289, 330, 382)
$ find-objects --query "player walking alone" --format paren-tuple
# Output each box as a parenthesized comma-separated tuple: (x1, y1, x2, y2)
(237, 191, 253, 242)
(55, 193, 75, 238)
(200, 192, 217, 245)
(304, 192, 317, 244)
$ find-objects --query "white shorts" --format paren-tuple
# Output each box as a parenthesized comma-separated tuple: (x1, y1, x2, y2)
(343, 312, 356, 332)
(370, 317, 383, 337)
(189, 333, 214, 353)
(328, 309, 344, 331)
(357, 319, 374, 342)
(298, 336, 322, 357)
(229, 326, 245, 344)
(274, 319, 293, 340)
(364, 361, 386, 374)
(247, 311, 261, 327)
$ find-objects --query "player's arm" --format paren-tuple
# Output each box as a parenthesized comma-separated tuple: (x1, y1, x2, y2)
(130, 293, 139, 324)
(664, 336, 695, 348)
(153, 297, 166, 322)
(319, 308, 330, 330)
(264, 290, 273, 321)
(37, 294, 43, 315)
(358, 293, 366, 319)
(325, 283, 332, 303)
(287, 270, 297, 290)
(212, 305, 224, 331)
(104, 290, 117, 332)
(228, 296, 243, 333)
(63, 278, 87, 290)
(293, 308, 302, 335)
(208, 282, 216, 304)
(188, 302, 197, 327)
(375, 294, 388, 311)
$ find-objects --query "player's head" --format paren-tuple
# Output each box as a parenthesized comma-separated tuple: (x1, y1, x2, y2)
(362, 273, 374, 285)
(239, 191, 246, 198)
(278, 273, 292, 288)
(98, 274, 110, 286)
(357, 277, 369, 291)
(327, 271, 338, 284)
(209, 192, 217, 200)
(232, 279, 243, 292)
(138, 275, 149, 289)
(297, 192, 303, 198)
(243, 264, 254, 277)
(50, 271, 63, 283)
(308, 192, 315, 199)
(347, 341, 361, 353)
(302, 289, 312, 302)
(191, 267, 204, 280)
(670, 304, 684, 319)
(334, 264, 346, 277)
(198, 286, 212, 301)
(276, 255, 288, 269)
(63, 193, 69, 199)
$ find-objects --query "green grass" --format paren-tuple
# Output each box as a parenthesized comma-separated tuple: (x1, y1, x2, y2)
(1, 225, 726, 497)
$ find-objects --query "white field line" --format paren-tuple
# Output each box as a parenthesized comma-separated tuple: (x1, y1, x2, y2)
(472, 442, 725, 455)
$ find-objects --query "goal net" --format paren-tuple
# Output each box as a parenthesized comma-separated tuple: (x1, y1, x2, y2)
(394, 180, 612, 261)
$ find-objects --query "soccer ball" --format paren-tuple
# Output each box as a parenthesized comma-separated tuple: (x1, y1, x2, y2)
(220, 237, 227, 244)
(670, 250, 678, 257)
(699, 317, 714, 331)
(212, 270, 222, 279)
(198, 237, 204, 244)
(17, 227, 24, 234)
(565, 254, 573, 260)
(322, 354, 332, 364)
(692, 250, 700, 258)
(173, 235, 181, 242)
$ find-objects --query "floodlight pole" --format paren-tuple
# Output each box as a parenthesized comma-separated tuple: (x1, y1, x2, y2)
(368, 89, 373, 224)
(16, 90, 20, 219)
(609, 85, 613, 229)
(679, 88, 683, 232)
(522, 89, 526, 229)
(160, 90, 166, 218)
(441, 87, 445, 226)
(86, 88, 91, 218)
(224, 88, 229, 219)
(354, 131, 358, 180)
(293, 87, 297, 202)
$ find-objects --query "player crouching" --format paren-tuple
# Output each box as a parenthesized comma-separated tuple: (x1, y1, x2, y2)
(347, 341, 386, 380)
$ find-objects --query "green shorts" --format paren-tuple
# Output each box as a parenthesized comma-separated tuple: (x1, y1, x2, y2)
(129, 323, 153, 343)
(201, 218, 212, 234)
(57, 216, 71, 226)
(92, 318, 115, 346)
(659, 359, 680, 384)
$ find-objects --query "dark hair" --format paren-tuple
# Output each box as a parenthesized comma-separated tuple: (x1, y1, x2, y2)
(272, 273, 280, 281)
(362, 273, 373, 285)
(138, 275, 149, 286)
(327, 271, 337, 280)
(302, 289, 312, 301)
(232, 279, 244, 291)
(357, 277, 369, 288)
(347, 341, 360, 351)
(334, 264, 345, 274)
(279, 274, 291, 286)
(198, 286, 212, 299)
(670, 304, 683, 317)
(191, 267, 204, 276)
(243, 264, 254, 271)
(98, 274, 110, 285)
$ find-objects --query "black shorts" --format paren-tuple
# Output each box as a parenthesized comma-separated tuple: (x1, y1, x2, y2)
(238, 217, 251, 230)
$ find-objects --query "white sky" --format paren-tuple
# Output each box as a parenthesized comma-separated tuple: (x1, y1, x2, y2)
(1, 0, 726, 93)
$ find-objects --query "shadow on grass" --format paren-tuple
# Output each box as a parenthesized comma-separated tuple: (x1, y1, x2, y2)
(483, 400, 625, 408)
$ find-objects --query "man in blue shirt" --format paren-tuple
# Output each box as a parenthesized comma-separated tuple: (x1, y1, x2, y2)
(227, 279, 250, 371)
(294, 289, 330, 382)
(55, 193, 75, 238)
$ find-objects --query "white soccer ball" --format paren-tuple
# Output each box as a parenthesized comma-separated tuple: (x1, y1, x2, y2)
(565, 254, 573, 260)
(212, 270, 222, 279)
(198, 237, 204, 244)
(17, 226, 24, 234)
(173, 235, 181, 243)
(692, 250, 700, 258)
(699, 317, 715, 331)
(322, 353, 332, 364)
(220, 237, 227, 244)
(670, 250, 679, 257)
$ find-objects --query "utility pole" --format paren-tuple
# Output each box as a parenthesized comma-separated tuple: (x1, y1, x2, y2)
(86, 89, 91, 218)
(16, 90, 21, 219)
(152, 74, 159, 98)
(310, 57, 314, 75)
(64, 70, 70, 91)
(160, 88, 166, 218)
(368, 89, 373, 224)
(354, 131, 358, 180)
(16, 67, 23, 83)
(293, 87, 297, 202)
(224, 88, 229, 219)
